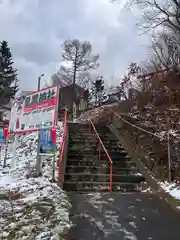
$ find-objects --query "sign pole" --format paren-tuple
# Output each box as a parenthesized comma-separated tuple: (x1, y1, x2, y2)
(11, 134, 17, 169)
(53, 87, 59, 181)
(51, 128, 56, 182)
(52, 147, 56, 181)
(36, 74, 43, 176)
(3, 127, 8, 167)
(36, 130, 41, 176)
(3, 137, 8, 167)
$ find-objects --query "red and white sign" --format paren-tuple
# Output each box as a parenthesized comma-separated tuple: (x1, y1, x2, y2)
(8, 85, 59, 134)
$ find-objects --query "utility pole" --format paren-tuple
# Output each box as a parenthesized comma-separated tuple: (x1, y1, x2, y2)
(36, 73, 44, 176)
(38, 74, 44, 91)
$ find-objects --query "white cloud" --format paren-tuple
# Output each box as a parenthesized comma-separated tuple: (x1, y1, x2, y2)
(0, 0, 150, 90)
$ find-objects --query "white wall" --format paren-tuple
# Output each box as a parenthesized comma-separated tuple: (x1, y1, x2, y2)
(3, 110, 11, 120)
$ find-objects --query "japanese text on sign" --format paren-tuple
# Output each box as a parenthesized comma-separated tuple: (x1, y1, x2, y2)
(8, 85, 59, 134)
(24, 88, 56, 107)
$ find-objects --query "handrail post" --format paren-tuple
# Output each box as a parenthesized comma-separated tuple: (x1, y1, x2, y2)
(58, 140, 64, 185)
(58, 108, 68, 185)
(92, 129, 94, 144)
(98, 143, 101, 161)
(89, 122, 91, 133)
(110, 163, 112, 192)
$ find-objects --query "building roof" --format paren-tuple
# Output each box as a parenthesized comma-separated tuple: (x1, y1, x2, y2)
(59, 84, 87, 92)
(137, 68, 169, 79)
(59, 84, 88, 99)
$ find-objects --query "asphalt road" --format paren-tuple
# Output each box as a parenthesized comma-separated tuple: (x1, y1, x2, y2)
(67, 192, 180, 240)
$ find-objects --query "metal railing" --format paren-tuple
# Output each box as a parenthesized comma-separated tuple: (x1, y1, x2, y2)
(110, 110, 162, 139)
(110, 109, 173, 182)
(89, 119, 113, 192)
(58, 107, 68, 185)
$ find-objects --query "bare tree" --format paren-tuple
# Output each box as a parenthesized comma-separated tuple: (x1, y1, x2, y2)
(51, 65, 72, 87)
(115, 62, 140, 99)
(52, 39, 99, 115)
(118, 0, 180, 34)
(61, 39, 99, 85)
(51, 39, 99, 103)
(77, 71, 93, 89)
(151, 31, 180, 69)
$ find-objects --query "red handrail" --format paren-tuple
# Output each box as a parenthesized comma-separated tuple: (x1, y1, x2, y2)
(58, 108, 68, 185)
(89, 119, 113, 192)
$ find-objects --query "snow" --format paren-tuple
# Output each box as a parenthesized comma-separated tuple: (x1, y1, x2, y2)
(160, 181, 180, 200)
(78, 103, 118, 122)
(0, 122, 72, 240)
(85, 193, 138, 239)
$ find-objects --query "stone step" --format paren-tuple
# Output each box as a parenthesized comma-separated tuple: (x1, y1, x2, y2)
(68, 139, 125, 147)
(68, 131, 114, 136)
(68, 133, 112, 139)
(68, 140, 121, 152)
(69, 131, 115, 136)
(68, 143, 122, 150)
(69, 128, 107, 132)
(67, 152, 130, 159)
(66, 158, 136, 168)
(68, 123, 89, 126)
(67, 149, 128, 156)
(69, 128, 109, 133)
(65, 165, 138, 175)
(68, 139, 120, 144)
(67, 149, 128, 158)
(64, 173, 145, 183)
(68, 123, 109, 131)
(67, 155, 131, 163)
(63, 181, 143, 192)
(65, 123, 144, 192)
(67, 154, 131, 163)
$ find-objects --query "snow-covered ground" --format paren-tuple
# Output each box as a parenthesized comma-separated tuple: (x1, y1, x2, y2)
(160, 181, 180, 201)
(0, 122, 72, 240)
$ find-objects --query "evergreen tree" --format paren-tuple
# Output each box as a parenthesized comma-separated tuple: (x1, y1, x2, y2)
(0, 40, 18, 106)
(91, 76, 105, 106)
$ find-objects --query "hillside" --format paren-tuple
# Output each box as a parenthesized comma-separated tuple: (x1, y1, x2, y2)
(0, 123, 72, 240)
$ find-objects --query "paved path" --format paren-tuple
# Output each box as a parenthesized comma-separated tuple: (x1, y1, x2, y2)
(67, 192, 180, 240)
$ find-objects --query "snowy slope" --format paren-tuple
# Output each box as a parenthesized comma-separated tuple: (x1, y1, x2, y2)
(160, 181, 180, 201)
(0, 122, 72, 240)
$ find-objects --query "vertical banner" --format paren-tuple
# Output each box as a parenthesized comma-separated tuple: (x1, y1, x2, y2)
(39, 128, 56, 155)
(8, 96, 25, 133)
(0, 126, 4, 163)
(0, 127, 5, 146)
(3, 127, 8, 167)
(7, 95, 25, 168)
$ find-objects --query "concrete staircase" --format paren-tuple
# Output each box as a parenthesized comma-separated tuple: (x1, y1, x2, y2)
(63, 122, 145, 192)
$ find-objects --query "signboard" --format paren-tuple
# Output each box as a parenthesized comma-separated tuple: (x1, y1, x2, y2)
(0, 127, 5, 146)
(8, 85, 59, 134)
(39, 128, 55, 155)
(8, 95, 25, 133)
